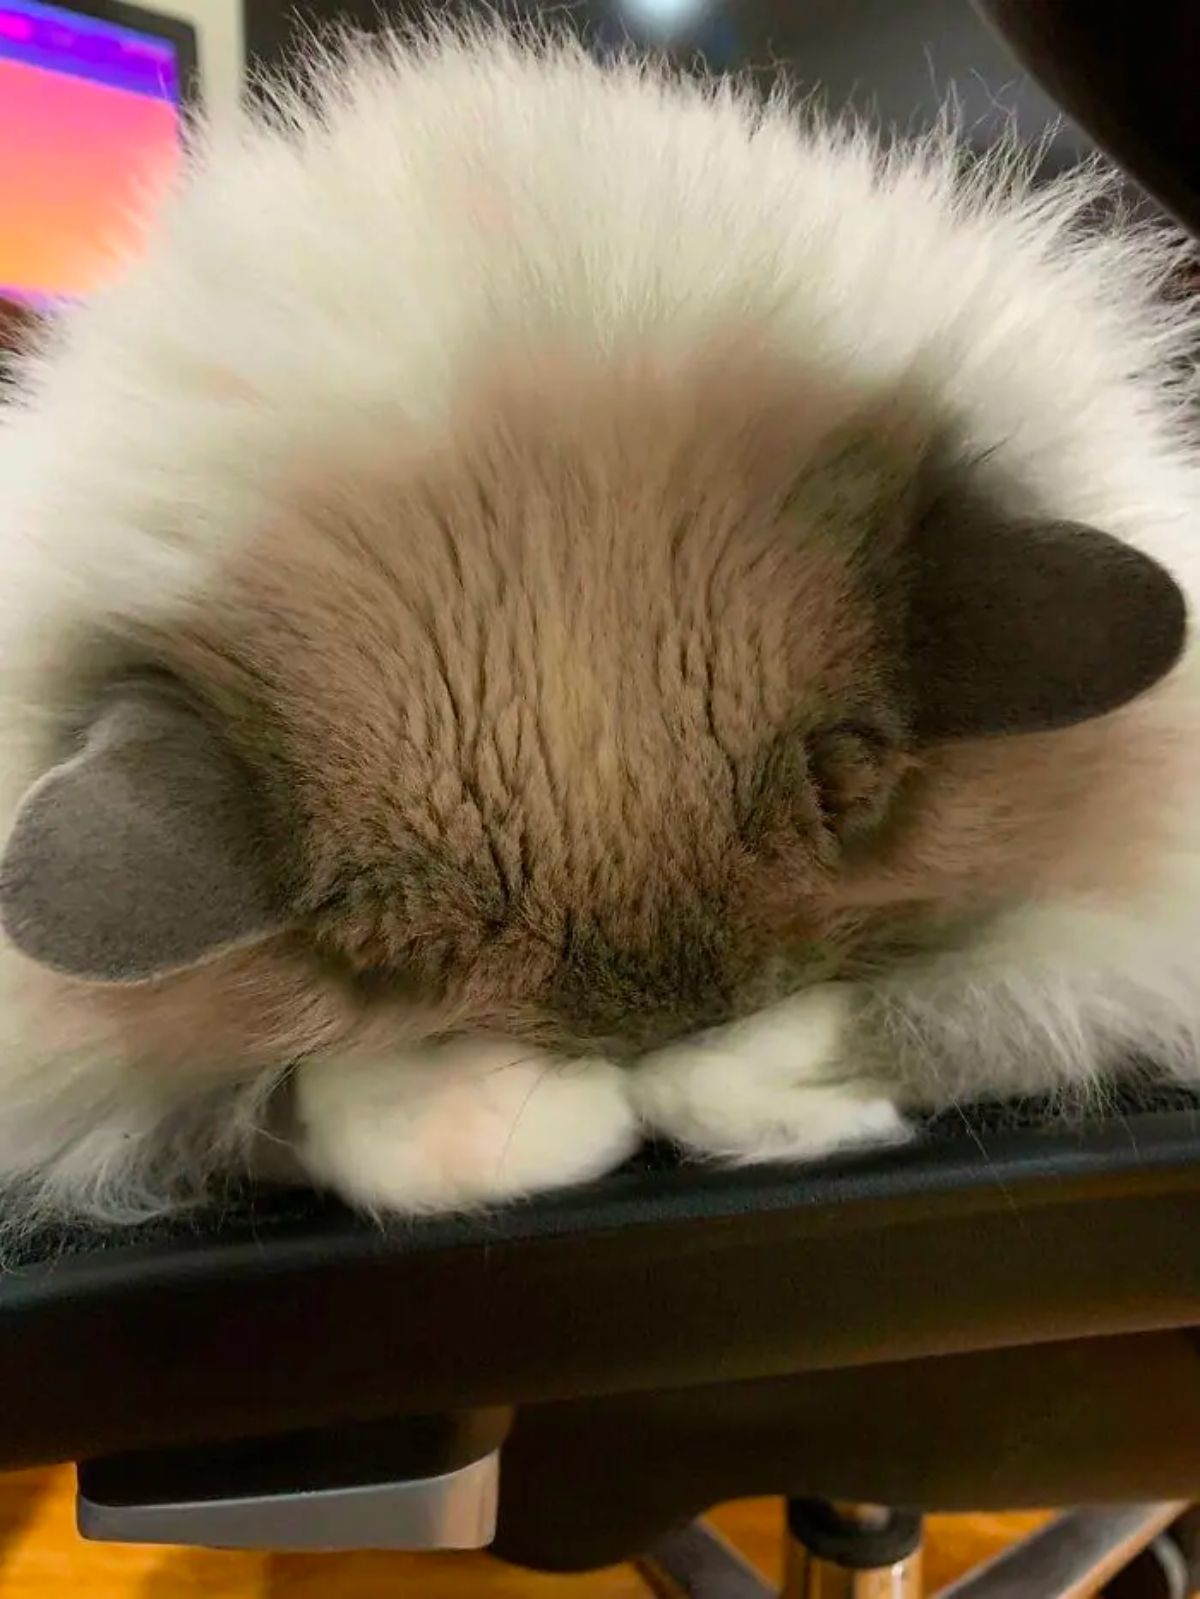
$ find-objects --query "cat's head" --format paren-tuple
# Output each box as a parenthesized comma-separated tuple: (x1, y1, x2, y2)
(0, 346, 1186, 1057)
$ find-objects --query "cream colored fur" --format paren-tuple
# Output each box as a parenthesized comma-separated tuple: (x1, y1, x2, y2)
(1, 27, 1199, 1228)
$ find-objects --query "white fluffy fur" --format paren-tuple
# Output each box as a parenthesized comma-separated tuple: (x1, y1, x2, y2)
(1, 27, 1199, 1228)
(295, 1045, 638, 1213)
(631, 987, 913, 1161)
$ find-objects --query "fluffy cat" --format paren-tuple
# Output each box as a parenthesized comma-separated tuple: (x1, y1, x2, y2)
(0, 27, 1198, 1232)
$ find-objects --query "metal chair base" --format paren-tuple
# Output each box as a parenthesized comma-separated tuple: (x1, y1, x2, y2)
(636, 1501, 1191, 1599)
(638, 1520, 774, 1598)
(636, 1506, 922, 1599)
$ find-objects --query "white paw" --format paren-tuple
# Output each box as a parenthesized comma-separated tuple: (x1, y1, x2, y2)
(293, 1040, 639, 1214)
(631, 985, 911, 1164)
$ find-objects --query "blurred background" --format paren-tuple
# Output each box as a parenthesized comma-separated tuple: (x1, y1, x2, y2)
(1, 0, 1111, 329)
(241, 0, 1090, 167)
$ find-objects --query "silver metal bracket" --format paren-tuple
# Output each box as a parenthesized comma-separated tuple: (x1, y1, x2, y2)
(78, 1447, 500, 1552)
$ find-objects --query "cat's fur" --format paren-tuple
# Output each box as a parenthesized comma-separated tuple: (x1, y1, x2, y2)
(0, 27, 1198, 1230)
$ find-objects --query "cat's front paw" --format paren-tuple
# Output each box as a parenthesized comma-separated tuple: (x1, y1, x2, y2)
(631, 985, 911, 1164)
(293, 1042, 639, 1214)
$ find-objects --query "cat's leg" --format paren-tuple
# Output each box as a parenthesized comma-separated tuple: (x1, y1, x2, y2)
(293, 1040, 639, 1213)
(631, 897, 1200, 1170)
(858, 898, 1200, 1106)
(630, 985, 912, 1164)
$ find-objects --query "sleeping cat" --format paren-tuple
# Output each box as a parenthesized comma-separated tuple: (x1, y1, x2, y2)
(0, 27, 1197, 1229)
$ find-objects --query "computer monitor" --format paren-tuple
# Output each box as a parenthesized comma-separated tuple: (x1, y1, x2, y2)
(0, 0, 200, 307)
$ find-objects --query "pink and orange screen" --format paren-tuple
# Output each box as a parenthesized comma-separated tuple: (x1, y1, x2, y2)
(0, 0, 181, 304)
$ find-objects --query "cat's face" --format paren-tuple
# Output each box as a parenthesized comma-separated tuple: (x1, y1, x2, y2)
(0, 344, 1186, 1062)
(159, 354, 917, 1053)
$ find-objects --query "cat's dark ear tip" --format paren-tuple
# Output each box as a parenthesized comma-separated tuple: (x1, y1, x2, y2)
(1079, 530, 1190, 727)
(909, 513, 1192, 742)
(0, 680, 290, 984)
(1123, 543, 1189, 697)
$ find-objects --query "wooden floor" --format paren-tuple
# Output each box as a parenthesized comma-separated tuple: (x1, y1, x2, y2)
(0, 1468, 1054, 1597)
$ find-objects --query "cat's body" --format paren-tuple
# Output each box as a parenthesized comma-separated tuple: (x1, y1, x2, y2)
(0, 29, 1198, 1230)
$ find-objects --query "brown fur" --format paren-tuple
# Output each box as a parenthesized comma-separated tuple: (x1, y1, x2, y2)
(90, 338, 1180, 1066)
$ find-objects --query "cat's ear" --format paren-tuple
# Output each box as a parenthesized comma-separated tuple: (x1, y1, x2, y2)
(905, 488, 1188, 740)
(0, 681, 290, 983)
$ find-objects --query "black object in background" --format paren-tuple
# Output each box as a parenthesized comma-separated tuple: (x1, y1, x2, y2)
(242, 0, 1096, 173)
(976, 0, 1200, 239)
